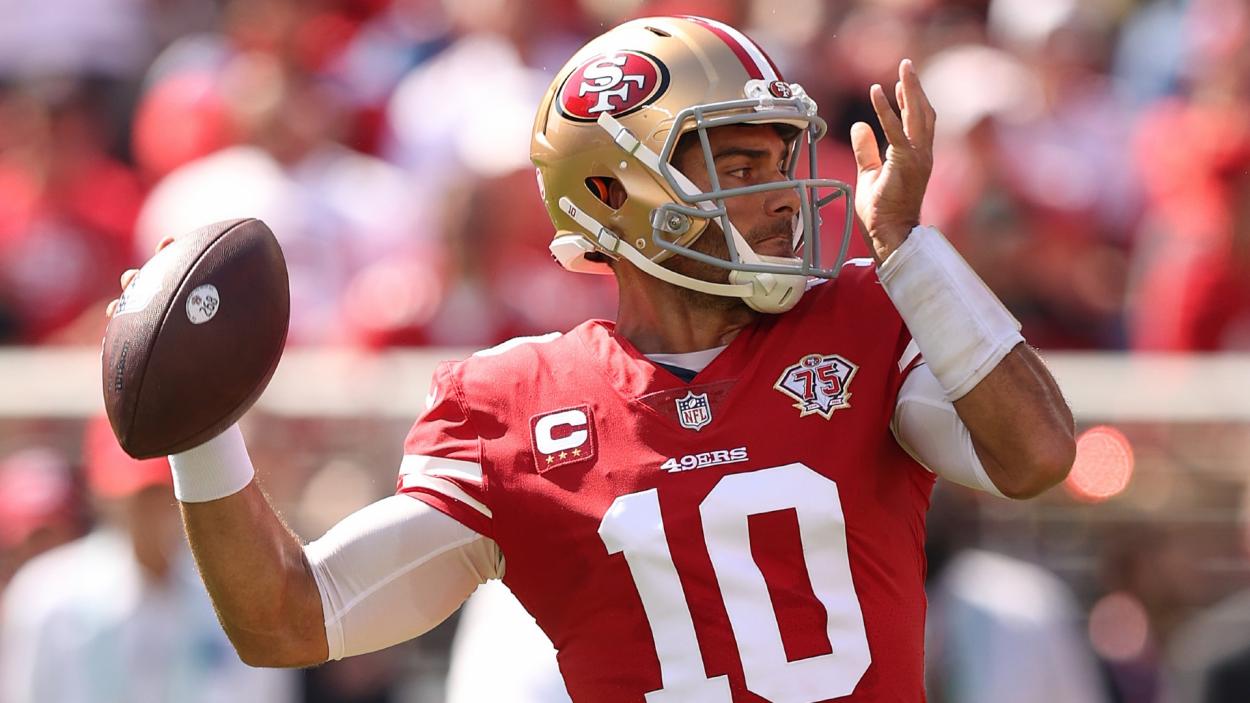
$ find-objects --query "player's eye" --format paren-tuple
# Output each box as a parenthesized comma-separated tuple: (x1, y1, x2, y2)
(724, 167, 751, 180)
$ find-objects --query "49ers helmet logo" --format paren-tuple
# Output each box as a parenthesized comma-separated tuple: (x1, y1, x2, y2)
(557, 51, 670, 122)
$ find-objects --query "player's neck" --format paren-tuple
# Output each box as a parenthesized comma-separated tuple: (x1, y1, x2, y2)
(614, 273, 758, 354)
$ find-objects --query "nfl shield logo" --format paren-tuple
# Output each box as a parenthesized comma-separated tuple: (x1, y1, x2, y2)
(675, 391, 712, 431)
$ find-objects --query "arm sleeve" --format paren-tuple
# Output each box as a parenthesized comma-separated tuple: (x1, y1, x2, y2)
(891, 363, 1006, 497)
(305, 495, 504, 661)
(397, 362, 493, 537)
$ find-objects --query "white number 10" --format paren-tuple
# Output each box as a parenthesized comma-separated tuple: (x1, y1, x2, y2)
(598, 463, 870, 703)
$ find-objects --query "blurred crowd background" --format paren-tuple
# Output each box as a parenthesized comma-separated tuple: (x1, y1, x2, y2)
(1, 0, 1249, 701)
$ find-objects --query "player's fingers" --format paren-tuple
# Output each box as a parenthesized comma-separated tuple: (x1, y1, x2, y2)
(898, 62, 925, 144)
(869, 84, 907, 149)
(105, 299, 118, 318)
(850, 121, 882, 174)
(900, 59, 935, 146)
(120, 268, 138, 291)
(895, 79, 914, 140)
(155, 236, 175, 254)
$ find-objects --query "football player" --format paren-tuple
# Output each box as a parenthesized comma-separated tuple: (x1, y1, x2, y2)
(125, 16, 1076, 703)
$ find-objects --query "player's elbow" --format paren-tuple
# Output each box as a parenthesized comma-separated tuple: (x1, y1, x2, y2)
(229, 625, 327, 669)
(996, 432, 1076, 500)
(223, 574, 330, 668)
(237, 647, 323, 670)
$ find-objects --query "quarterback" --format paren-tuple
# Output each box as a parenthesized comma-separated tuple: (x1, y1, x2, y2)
(119, 16, 1075, 703)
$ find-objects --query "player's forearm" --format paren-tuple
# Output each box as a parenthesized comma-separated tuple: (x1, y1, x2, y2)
(953, 345, 1075, 498)
(181, 482, 328, 667)
(877, 226, 1075, 498)
(170, 426, 327, 667)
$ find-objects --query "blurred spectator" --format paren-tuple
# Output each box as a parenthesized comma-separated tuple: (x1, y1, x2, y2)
(924, 0, 1140, 350)
(0, 0, 1234, 352)
(380, 0, 612, 344)
(1203, 652, 1250, 703)
(445, 581, 570, 703)
(136, 53, 435, 345)
(0, 0, 155, 80)
(0, 447, 81, 593)
(924, 486, 1110, 703)
(0, 82, 146, 344)
(0, 417, 296, 703)
(1094, 520, 1210, 703)
(1127, 0, 1250, 350)
(383, 0, 577, 182)
(412, 168, 616, 347)
(1163, 483, 1250, 703)
(1112, 0, 1187, 106)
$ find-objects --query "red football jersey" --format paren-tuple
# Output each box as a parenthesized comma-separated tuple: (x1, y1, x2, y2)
(398, 262, 934, 702)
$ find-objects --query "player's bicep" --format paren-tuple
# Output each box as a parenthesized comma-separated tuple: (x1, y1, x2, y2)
(891, 364, 1006, 497)
(305, 495, 504, 661)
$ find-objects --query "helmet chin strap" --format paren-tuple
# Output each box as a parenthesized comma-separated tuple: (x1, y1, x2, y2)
(724, 224, 809, 314)
(558, 196, 753, 299)
(593, 113, 809, 314)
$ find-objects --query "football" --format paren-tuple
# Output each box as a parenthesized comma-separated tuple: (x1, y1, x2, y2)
(101, 218, 289, 459)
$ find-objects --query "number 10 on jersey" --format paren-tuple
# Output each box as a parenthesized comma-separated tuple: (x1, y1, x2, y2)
(598, 463, 871, 703)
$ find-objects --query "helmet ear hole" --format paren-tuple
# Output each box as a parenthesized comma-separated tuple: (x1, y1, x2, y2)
(585, 177, 627, 210)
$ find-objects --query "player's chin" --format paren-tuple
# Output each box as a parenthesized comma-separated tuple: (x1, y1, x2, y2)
(751, 236, 797, 259)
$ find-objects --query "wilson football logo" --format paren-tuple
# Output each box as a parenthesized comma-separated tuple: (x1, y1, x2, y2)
(557, 51, 670, 122)
(774, 353, 858, 420)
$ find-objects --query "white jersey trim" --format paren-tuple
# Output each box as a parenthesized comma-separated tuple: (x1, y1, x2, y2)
(646, 345, 728, 374)
(399, 455, 491, 518)
(472, 332, 562, 357)
(399, 473, 492, 518)
(400, 454, 484, 483)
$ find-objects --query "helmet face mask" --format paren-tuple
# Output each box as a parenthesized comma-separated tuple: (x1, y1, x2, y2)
(532, 15, 856, 313)
(647, 95, 854, 281)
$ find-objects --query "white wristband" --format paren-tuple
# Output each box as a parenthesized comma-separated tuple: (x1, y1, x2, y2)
(168, 424, 256, 503)
(877, 226, 1024, 400)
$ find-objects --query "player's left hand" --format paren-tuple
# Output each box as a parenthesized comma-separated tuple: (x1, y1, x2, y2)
(850, 59, 935, 263)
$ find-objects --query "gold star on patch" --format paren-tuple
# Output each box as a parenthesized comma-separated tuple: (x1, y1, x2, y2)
(571, 448, 581, 457)
(545, 455, 554, 464)
(558, 451, 568, 460)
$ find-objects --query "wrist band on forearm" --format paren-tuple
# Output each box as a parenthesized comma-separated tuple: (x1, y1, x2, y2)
(168, 424, 256, 503)
(877, 226, 1024, 400)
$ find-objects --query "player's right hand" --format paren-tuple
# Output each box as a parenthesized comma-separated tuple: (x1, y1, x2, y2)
(105, 237, 176, 318)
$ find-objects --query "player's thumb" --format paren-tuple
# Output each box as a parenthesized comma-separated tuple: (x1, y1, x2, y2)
(850, 122, 882, 174)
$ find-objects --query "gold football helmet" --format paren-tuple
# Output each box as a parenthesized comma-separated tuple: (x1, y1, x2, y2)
(531, 15, 853, 313)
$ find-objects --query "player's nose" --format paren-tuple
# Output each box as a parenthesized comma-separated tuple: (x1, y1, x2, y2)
(763, 177, 800, 220)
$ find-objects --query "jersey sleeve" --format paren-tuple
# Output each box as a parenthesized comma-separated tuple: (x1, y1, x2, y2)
(397, 361, 493, 538)
(891, 364, 1006, 497)
(306, 495, 504, 661)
